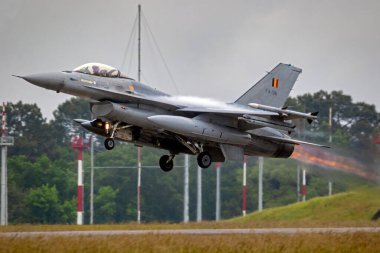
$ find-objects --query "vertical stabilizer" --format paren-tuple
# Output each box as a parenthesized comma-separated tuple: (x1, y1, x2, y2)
(234, 63, 302, 108)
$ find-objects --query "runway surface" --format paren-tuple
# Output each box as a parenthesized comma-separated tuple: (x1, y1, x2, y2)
(1, 227, 380, 237)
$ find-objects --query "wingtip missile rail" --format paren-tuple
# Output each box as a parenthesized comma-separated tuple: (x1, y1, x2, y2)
(248, 103, 318, 123)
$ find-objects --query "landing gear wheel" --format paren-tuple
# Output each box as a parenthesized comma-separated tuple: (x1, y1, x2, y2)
(159, 155, 174, 172)
(197, 151, 212, 169)
(104, 138, 115, 150)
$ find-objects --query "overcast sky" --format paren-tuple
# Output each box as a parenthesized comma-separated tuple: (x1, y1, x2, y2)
(1, 0, 379, 119)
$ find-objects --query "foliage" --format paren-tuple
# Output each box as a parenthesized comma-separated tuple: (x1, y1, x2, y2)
(287, 90, 380, 160)
(5, 102, 52, 159)
(25, 185, 65, 224)
(50, 97, 91, 146)
(94, 186, 118, 223)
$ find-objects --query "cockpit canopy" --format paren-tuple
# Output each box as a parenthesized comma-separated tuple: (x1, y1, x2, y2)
(73, 63, 130, 79)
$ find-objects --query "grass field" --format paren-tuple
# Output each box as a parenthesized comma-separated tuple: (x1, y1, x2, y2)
(0, 187, 379, 252)
(1, 233, 380, 253)
(232, 186, 380, 223)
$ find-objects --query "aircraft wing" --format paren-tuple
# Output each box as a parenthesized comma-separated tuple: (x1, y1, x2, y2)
(83, 85, 179, 111)
(84, 85, 279, 117)
(176, 107, 278, 117)
(257, 135, 330, 148)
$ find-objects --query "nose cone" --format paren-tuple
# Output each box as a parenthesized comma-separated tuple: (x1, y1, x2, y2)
(19, 72, 65, 92)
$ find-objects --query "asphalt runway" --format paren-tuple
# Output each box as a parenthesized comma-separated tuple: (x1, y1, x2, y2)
(1, 227, 380, 237)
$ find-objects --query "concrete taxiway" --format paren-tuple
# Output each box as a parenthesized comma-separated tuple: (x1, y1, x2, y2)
(1, 227, 380, 237)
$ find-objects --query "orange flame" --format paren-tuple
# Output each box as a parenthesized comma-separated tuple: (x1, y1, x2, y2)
(291, 145, 377, 180)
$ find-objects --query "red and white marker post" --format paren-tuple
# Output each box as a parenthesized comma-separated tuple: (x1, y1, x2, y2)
(137, 147, 142, 223)
(71, 136, 87, 225)
(301, 169, 307, 202)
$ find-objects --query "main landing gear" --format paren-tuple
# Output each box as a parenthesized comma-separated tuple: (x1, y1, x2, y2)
(159, 151, 212, 172)
(159, 154, 175, 172)
(197, 151, 212, 169)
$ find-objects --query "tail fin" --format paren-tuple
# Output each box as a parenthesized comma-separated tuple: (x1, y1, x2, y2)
(234, 63, 302, 108)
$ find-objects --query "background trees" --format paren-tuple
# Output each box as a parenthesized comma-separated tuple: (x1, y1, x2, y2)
(287, 91, 379, 153)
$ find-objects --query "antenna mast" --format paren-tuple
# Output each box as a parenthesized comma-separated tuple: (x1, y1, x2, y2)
(138, 4, 141, 82)
(1, 102, 14, 226)
(137, 4, 142, 224)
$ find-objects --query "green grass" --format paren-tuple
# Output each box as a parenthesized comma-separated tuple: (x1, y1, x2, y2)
(1, 187, 380, 252)
(0, 187, 379, 233)
(232, 186, 380, 223)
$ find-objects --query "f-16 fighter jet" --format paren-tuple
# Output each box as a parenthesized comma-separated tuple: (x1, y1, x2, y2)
(16, 63, 327, 171)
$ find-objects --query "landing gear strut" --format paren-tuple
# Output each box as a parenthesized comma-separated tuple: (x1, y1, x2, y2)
(197, 151, 212, 169)
(159, 154, 175, 172)
(104, 122, 120, 150)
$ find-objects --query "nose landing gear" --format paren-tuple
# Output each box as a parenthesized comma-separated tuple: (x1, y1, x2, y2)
(103, 122, 120, 150)
(104, 138, 115, 150)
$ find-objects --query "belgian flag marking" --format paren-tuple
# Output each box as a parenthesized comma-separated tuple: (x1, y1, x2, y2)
(272, 78, 279, 89)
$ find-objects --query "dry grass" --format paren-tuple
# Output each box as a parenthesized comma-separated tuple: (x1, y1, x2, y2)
(0, 233, 379, 253)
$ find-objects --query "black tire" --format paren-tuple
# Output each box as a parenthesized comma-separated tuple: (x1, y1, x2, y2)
(104, 138, 115, 150)
(159, 155, 174, 172)
(197, 151, 212, 169)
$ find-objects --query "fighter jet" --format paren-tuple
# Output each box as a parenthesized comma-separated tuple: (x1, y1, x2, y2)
(15, 62, 327, 171)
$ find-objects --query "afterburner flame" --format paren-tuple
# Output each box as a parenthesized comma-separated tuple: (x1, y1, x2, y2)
(291, 145, 377, 180)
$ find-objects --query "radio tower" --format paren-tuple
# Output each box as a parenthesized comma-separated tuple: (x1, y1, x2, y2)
(1, 102, 14, 226)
